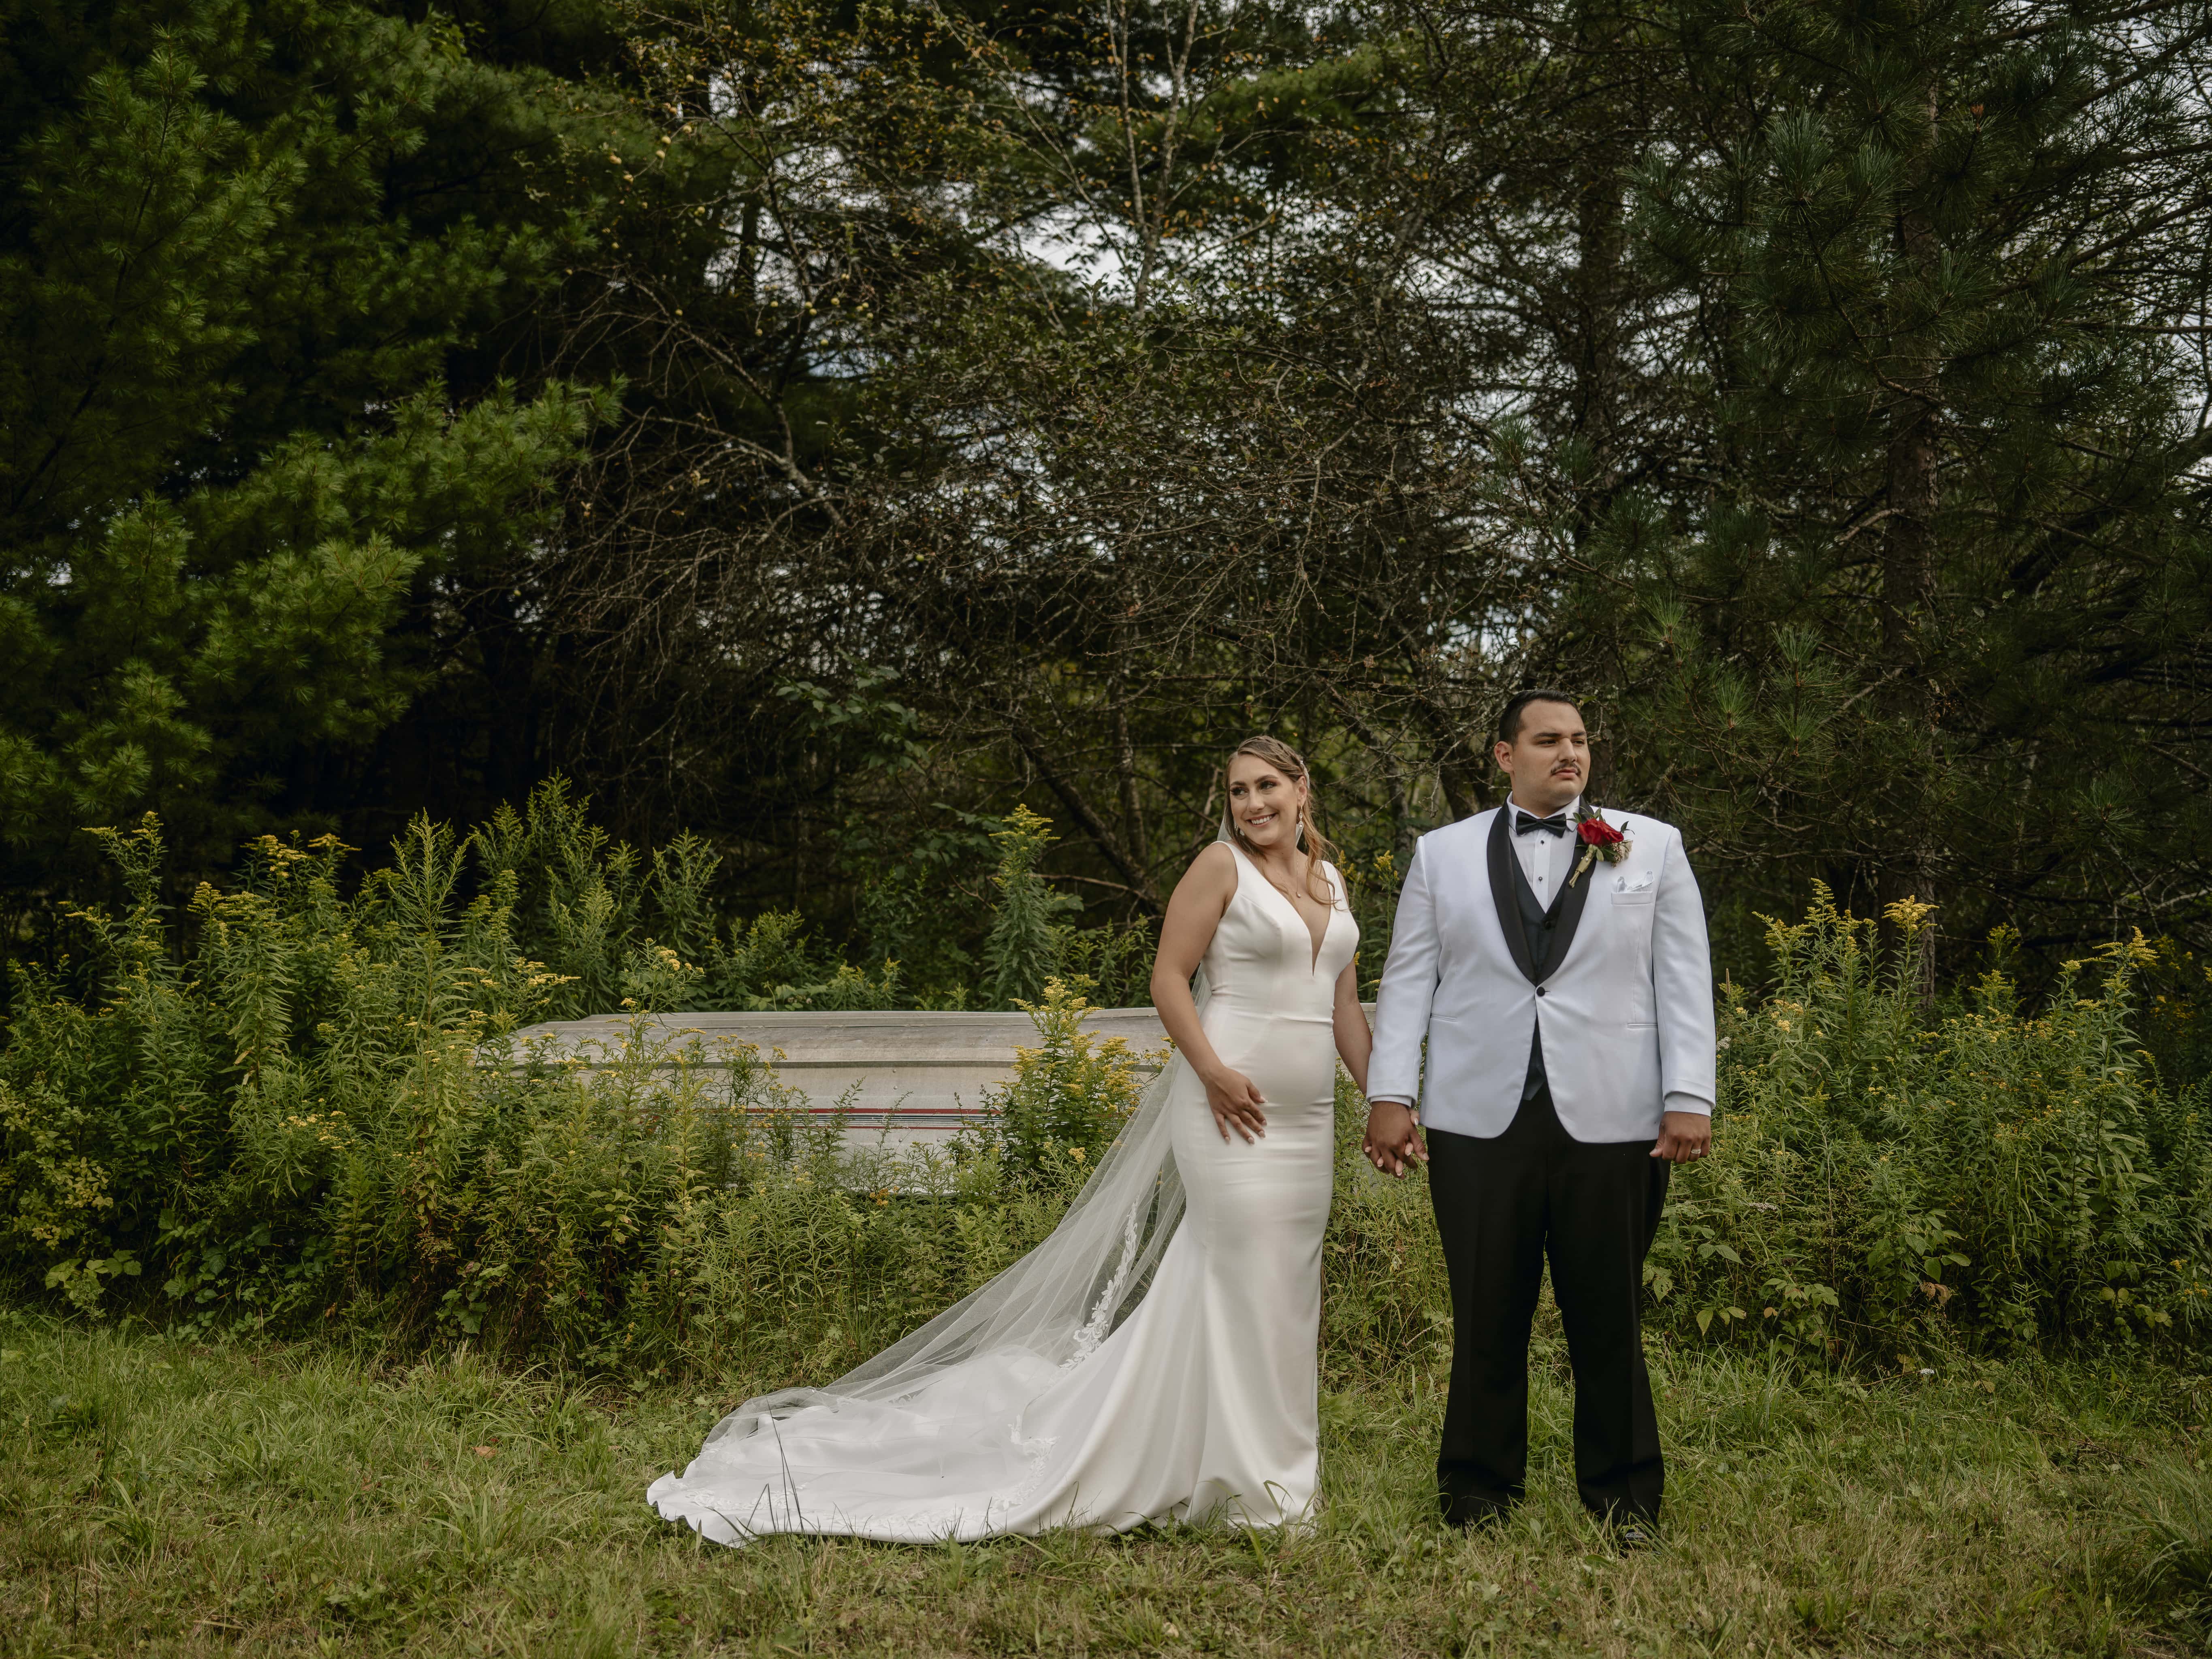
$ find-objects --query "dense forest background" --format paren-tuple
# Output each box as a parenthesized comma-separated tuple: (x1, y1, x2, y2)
(5, 0, 2211, 1000)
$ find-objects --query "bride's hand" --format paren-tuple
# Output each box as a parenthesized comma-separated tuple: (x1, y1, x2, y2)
(1363, 1100, 1428, 1178)
(1201, 1067, 1269, 1143)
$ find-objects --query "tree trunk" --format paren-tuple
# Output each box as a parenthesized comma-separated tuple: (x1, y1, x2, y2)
(1564, 0, 1632, 550)
(1113, 702, 1149, 873)
(1009, 718, 1164, 914)
(1879, 79, 1945, 998)
(1568, 144, 1625, 538)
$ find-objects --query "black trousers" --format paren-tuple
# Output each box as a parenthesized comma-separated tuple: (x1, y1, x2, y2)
(1427, 1085, 1670, 1526)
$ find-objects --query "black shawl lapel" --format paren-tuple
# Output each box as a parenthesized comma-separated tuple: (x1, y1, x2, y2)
(1539, 823, 1598, 981)
(1486, 808, 1539, 984)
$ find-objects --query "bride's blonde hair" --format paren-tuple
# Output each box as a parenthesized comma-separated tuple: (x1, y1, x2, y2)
(1225, 735, 1343, 905)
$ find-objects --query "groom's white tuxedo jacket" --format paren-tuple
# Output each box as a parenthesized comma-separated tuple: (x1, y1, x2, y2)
(1368, 805, 1717, 1143)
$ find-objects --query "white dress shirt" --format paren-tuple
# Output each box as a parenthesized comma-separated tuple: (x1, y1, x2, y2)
(1508, 795, 1580, 908)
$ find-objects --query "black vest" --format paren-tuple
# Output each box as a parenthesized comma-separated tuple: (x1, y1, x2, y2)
(1508, 844, 1568, 1100)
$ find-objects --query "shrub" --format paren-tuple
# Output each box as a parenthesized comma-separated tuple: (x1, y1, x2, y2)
(0, 809, 1165, 1373)
(1646, 890, 2212, 1360)
(2, 811, 2207, 1387)
(477, 780, 904, 1017)
(964, 977, 1148, 1180)
(982, 806, 1084, 1009)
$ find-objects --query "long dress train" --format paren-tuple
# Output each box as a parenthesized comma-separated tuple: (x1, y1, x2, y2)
(645, 849, 1357, 1544)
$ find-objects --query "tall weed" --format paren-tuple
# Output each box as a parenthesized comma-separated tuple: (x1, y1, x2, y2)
(3, 814, 2207, 1385)
(1647, 890, 2212, 1359)
(478, 780, 904, 1017)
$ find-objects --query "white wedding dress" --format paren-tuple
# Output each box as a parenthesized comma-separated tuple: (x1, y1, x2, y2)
(646, 847, 1357, 1544)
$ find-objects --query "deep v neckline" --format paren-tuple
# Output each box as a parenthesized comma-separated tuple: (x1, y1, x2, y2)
(1232, 844, 1334, 973)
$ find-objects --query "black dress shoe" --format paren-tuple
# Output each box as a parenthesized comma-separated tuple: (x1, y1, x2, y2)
(1614, 1521, 1656, 1554)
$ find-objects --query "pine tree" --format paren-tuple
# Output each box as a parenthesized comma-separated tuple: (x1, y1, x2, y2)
(0, 0, 627, 909)
(1578, 0, 2212, 962)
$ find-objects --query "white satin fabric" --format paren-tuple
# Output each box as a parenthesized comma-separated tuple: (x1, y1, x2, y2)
(645, 848, 1355, 1543)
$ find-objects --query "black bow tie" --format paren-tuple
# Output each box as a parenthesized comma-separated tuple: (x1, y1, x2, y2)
(1515, 812, 1569, 837)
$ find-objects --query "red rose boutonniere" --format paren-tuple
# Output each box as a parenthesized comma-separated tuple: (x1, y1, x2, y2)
(1568, 808, 1629, 888)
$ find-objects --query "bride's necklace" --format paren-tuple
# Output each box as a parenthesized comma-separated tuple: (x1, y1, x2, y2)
(1252, 851, 1311, 910)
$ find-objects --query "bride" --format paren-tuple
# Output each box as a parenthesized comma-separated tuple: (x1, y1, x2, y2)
(647, 735, 1372, 1542)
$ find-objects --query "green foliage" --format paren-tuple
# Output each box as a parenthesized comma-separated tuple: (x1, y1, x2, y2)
(0, 0, 2205, 1011)
(2143, 938, 2212, 1090)
(983, 806, 1083, 1009)
(474, 780, 904, 1018)
(1, 795, 2205, 1389)
(0, 799, 1137, 1365)
(964, 977, 1148, 1181)
(0, 0, 623, 895)
(1592, 0, 2212, 955)
(499, 0, 2212, 1001)
(1054, 918, 1157, 1013)
(1646, 891, 2212, 1359)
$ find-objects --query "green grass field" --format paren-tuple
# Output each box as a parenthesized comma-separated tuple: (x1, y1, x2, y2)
(2, 1314, 2208, 1657)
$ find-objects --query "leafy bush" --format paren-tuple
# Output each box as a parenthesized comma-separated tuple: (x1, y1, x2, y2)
(1647, 891, 2212, 1360)
(477, 780, 903, 1017)
(0, 806, 1165, 1374)
(962, 977, 1148, 1181)
(2143, 937, 2212, 1092)
(2, 808, 2207, 1386)
(983, 807, 1084, 1009)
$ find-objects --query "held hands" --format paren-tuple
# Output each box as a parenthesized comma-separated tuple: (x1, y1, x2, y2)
(1202, 1066, 1269, 1143)
(1354, 1101, 1707, 1166)
(1363, 1100, 1428, 1178)
(1651, 1110, 1712, 1164)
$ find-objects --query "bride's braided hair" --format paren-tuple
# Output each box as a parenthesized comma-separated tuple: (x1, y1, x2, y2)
(1226, 735, 1344, 906)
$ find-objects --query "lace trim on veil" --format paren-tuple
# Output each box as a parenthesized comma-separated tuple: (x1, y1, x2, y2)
(1062, 1204, 1147, 1371)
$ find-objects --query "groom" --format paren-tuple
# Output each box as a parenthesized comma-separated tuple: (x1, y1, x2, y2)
(1364, 690, 1715, 1533)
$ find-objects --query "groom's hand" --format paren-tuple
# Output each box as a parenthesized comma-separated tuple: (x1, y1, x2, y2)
(1651, 1111, 1712, 1164)
(1363, 1100, 1428, 1178)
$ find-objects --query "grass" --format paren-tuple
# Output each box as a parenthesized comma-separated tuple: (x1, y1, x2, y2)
(2, 1317, 2210, 1657)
